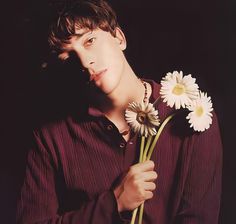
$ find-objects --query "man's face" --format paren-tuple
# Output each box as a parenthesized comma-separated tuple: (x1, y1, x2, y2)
(59, 27, 127, 95)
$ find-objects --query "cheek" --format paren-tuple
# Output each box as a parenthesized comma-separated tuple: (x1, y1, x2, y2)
(99, 40, 123, 65)
(99, 52, 125, 93)
(107, 50, 125, 76)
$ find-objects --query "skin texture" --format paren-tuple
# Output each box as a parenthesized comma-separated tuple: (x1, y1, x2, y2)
(59, 27, 127, 95)
(59, 27, 157, 212)
(114, 160, 157, 212)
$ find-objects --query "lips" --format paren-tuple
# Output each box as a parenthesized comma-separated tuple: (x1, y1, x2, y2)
(90, 69, 107, 82)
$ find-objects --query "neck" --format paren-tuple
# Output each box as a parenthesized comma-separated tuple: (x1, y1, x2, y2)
(88, 62, 151, 139)
(98, 67, 145, 114)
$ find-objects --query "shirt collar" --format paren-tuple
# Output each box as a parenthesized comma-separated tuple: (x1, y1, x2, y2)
(144, 79, 160, 104)
(86, 79, 161, 118)
(87, 106, 104, 118)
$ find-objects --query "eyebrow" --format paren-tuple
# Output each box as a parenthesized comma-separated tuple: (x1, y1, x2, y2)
(60, 30, 94, 52)
(73, 30, 93, 39)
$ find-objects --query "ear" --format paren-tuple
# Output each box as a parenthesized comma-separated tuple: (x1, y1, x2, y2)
(114, 27, 127, 50)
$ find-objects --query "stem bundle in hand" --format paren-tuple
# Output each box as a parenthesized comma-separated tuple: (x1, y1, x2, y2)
(130, 114, 174, 224)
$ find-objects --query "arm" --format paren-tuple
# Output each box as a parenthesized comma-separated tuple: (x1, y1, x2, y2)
(16, 131, 157, 224)
(175, 112, 223, 224)
(16, 132, 122, 224)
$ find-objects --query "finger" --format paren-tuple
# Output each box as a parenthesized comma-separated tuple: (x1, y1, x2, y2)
(130, 160, 155, 173)
(135, 170, 157, 182)
(144, 191, 154, 200)
(144, 171, 158, 182)
(143, 182, 156, 191)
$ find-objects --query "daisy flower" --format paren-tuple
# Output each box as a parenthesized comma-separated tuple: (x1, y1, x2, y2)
(128, 71, 214, 224)
(160, 71, 199, 109)
(186, 91, 213, 132)
(125, 101, 160, 137)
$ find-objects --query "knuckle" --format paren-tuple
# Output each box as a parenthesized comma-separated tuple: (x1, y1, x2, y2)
(149, 160, 155, 168)
(129, 167, 137, 176)
(132, 173, 141, 182)
(137, 184, 143, 192)
(137, 185, 144, 194)
(138, 191, 146, 201)
(132, 179, 139, 187)
(149, 192, 154, 198)
(151, 182, 156, 190)
(153, 171, 158, 179)
(146, 191, 154, 199)
(128, 167, 133, 173)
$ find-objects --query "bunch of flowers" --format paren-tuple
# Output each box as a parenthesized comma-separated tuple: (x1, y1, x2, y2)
(125, 71, 213, 224)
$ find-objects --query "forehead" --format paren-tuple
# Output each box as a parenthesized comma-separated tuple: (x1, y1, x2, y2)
(74, 27, 93, 36)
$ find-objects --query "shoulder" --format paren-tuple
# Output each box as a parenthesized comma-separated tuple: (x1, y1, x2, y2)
(181, 109, 222, 165)
(30, 115, 80, 168)
(33, 109, 90, 137)
(34, 116, 71, 137)
(192, 109, 222, 149)
(32, 113, 85, 150)
(144, 78, 161, 98)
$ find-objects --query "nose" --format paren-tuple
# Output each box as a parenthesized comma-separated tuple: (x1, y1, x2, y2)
(80, 56, 95, 69)
(73, 49, 95, 70)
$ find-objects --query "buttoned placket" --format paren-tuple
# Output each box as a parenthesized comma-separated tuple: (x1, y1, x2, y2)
(103, 119, 139, 170)
(105, 123, 127, 150)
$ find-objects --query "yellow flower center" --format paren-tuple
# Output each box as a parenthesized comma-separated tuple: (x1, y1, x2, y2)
(137, 112, 147, 124)
(195, 106, 204, 116)
(172, 84, 185, 95)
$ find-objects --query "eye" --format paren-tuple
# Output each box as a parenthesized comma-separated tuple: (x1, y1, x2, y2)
(84, 37, 96, 47)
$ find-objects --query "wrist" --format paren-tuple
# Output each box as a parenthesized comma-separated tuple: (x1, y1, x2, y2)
(113, 188, 124, 212)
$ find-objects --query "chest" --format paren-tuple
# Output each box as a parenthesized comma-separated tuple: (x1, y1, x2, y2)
(52, 119, 192, 210)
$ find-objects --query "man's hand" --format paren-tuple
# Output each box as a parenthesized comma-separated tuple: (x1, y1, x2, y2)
(113, 160, 157, 212)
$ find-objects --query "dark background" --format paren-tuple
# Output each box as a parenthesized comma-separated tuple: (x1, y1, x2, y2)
(1, 0, 235, 223)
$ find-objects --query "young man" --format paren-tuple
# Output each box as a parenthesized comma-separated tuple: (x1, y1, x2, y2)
(16, 0, 222, 223)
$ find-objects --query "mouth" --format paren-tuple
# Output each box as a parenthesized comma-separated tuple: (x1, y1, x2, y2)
(90, 69, 107, 82)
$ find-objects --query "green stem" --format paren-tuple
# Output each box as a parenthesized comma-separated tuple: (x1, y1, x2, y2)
(138, 203, 144, 224)
(147, 113, 175, 160)
(139, 136, 145, 163)
(142, 135, 153, 162)
(131, 207, 138, 224)
(130, 136, 145, 224)
(153, 96, 160, 106)
(131, 114, 175, 224)
(137, 136, 152, 224)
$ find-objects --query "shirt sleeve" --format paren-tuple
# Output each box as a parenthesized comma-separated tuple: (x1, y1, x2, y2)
(175, 111, 223, 224)
(16, 131, 125, 224)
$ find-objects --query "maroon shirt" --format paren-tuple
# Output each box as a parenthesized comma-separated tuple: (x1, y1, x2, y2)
(16, 80, 222, 224)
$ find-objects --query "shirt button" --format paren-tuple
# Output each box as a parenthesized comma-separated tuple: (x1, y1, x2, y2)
(129, 141, 133, 145)
(107, 125, 113, 131)
(119, 142, 126, 148)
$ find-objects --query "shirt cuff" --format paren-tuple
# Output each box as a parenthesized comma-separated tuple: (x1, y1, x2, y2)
(110, 190, 132, 223)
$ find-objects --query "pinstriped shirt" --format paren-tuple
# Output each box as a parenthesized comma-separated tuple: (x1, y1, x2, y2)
(16, 80, 222, 224)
